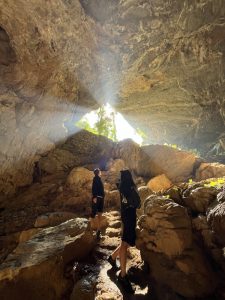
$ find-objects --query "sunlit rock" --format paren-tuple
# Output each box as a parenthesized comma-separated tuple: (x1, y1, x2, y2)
(66, 167, 93, 192)
(139, 145, 197, 182)
(147, 174, 172, 193)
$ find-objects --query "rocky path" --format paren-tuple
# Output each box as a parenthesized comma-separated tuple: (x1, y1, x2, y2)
(72, 211, 156, 300)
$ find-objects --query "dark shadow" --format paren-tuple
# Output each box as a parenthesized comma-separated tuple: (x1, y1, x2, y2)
(107, 264, 156, 300)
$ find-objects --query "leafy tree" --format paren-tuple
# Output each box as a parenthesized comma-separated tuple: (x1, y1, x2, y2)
(76, 105, 118, 142)
(76, 118, 98, 135)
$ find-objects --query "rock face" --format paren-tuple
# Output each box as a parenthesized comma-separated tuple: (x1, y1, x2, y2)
(195, 162, 225, 181)
(183, 186, 217, 213)
(207, 201, 225, 246)
(0, 0, 225, 197)
(0, 218, 95, 300)
(139, 145, 197, 182)
(34, 212, 77, 228)
(137, 197, 218, 298)
(138, 198, 192, 257)
(147, 174, 172, 192)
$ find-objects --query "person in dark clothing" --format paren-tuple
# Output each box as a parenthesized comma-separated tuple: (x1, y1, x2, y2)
(32, 161, 42, 183)
(108, 169, 137, 294)
(91, 168, 105, 239)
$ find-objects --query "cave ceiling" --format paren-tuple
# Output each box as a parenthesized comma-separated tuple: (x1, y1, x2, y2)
(0, 0, 224, 144)
(0, 0, 225, 194)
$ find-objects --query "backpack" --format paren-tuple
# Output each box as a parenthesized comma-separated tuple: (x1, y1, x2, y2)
(126, 186, 141, 209)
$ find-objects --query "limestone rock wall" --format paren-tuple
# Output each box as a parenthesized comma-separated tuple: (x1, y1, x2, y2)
(0, 0, 99, 197)
(0, 0, 225, 197)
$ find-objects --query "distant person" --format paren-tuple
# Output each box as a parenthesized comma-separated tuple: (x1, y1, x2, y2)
(91, 168, 105, 240)
(32, 161, 41, 183)
(108, 169, 139, 294)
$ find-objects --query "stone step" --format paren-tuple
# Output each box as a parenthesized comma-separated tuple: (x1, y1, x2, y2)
(108, 220, 121, 229)
(105, 227, 121, 238)
(99, 236, 120, 250)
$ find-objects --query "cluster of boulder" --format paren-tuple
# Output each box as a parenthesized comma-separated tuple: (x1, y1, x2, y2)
(137, 180, 225, 299)
(1, 130, 225, 299)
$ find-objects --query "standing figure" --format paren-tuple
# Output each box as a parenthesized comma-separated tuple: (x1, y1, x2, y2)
(108, 169, 137, 294)
(91, 168, 105, 240)
(32, 161, 42, 183)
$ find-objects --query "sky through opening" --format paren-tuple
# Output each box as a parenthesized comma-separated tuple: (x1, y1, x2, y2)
(79, 103, 143, 144)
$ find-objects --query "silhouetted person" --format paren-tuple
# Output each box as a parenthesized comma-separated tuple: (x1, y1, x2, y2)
(32, 161, 41, 183)
(91, 168, 105, 240)
(108, 169, 137, 294)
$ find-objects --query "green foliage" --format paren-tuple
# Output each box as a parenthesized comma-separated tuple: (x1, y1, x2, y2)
(204, 178, 225, 189)
(76, 118, 98, 135)
(164, 143, 182, 150)
(76, 106, 118, 142)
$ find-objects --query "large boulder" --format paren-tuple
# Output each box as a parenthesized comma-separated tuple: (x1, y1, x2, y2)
(137, 197, 217, 298)
(62, 130, 114, 170)
(105, 158, 126, 186)
(138, 185, 153, 202)
(137, 185, 153, 215)
(207, 201, 225, 246)
(193, 214, 225, 274)
(66, 167, 93, 193)
(147, 174, 172, 192)
(113, 139, 140, 172)
(138, 145, 197, 182)
(195, 163, 225, 181)
(0, 218, 95, 300)
(39, 148, 76, 174)
(163, 186, 184, 206)
(137, 198, 192, 256)
(183, 186, 217, 213)
(34, 212, 76, 228)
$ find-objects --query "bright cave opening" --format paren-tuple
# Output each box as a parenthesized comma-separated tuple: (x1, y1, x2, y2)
(76, 103, 145, 145)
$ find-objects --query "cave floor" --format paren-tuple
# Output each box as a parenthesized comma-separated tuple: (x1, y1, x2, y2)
(73, 211, 156, 300)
